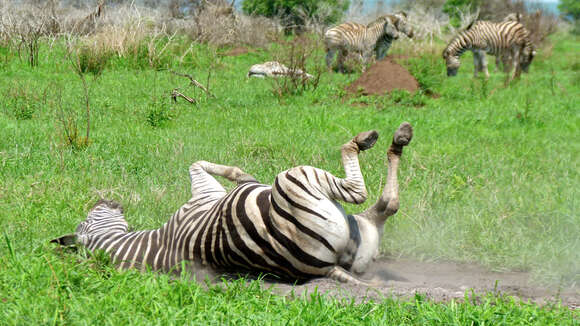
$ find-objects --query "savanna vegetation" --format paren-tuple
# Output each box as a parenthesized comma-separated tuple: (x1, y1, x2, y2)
(0, 0, 578, 324)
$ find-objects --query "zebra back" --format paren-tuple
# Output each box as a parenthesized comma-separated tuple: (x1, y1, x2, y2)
(443, 20, 535, 76)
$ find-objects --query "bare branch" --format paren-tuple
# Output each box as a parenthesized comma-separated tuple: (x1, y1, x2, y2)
(171, 88, 197, 104)
(170, 70, 216, 98)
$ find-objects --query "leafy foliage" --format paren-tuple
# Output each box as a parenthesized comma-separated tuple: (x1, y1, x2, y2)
(559, 0, 580, 21)
(242, 0, 350, 31)
(443, 0, 480, 27)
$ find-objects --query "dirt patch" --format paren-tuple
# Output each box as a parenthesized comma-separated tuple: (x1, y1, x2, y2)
(224, 47, 251, 56)
(346, 58, 419, 96)
(265, 258, 579, 308)
(199, 258, 578, 308)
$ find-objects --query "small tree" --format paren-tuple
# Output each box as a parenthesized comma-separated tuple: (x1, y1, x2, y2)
(242, 0, 349, 32)
(443, 0, 480, 27)
(559, 0, 580, 21)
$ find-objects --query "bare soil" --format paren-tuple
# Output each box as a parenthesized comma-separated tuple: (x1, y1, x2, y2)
(346, 58, 420, 96)
(193, 258, 579, 308)
(266, 258, 579, 309)
(224, 47, 251, 56)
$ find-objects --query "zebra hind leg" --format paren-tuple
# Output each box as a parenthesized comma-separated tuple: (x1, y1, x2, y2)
(326, 266, 368, 285)
(359, 122, 413, 223)
(190, 160, 257, 186)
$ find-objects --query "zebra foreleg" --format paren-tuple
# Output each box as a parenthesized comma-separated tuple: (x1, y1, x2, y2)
(360, 122, 413, 224)
(472, 50, 488, 78)
(337, 48, 348, 73)
(325, 48, 336, 70)
(332, 130, 379, 204)
(507, 47, 522, 82)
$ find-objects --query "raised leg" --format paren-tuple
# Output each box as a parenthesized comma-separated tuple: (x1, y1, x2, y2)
(188, 161, 257, 212)
(328, 130, 379, 204)
(276, 130, 378, 209)
(360, 122, 413, 225)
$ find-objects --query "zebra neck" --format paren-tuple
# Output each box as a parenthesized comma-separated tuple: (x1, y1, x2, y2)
(366, 23, 386, 45)
(85, 226, 178, 272)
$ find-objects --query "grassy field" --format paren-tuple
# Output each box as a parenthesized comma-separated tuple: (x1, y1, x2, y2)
(0, 29, 579, 324)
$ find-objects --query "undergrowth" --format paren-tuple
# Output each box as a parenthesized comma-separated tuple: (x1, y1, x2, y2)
(0, 26, 578, 324)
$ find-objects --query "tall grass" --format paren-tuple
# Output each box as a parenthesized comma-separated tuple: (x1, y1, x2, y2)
(0, 2, 578, 323)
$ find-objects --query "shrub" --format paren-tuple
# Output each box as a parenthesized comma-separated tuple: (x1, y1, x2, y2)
(1, 84, 44, 120)
(270, 35, 322, 99)
(76, 44, 111, 77)
(146, 103, 175, 127)
(443, 0, 480, 27)
(559, 0, 580, 21)
(242, 0, 350, 33)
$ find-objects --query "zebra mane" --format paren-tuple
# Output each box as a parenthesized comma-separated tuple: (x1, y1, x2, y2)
(367, 15, 392, 28)
(465, 19, 476, 31)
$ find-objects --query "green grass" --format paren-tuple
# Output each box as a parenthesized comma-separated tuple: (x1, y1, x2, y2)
(0, 32, 579, 324)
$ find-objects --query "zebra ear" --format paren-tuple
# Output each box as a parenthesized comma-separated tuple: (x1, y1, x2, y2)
(50, 234, 77, 246)
(397, 11, 408, 18)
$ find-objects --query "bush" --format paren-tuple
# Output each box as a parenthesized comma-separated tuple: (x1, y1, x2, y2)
(76, 45, 111, 77)
(269, 35, 322, 99)
(443, 0, 480, 27)
(559, 0, 580, 21)
(1, 84, 45, 120)
(146, 102, 175, 127)
(242, 0, 349, 32)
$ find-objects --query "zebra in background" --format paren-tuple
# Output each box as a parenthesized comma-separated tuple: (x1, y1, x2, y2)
(443, 19, 535, 81)
(53, 123, 414, 284)
(494, 13, 524, 73)
(324, 12, 413, 73)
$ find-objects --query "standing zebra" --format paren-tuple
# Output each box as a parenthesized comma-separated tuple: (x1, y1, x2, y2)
(52, 123, 414, 284)
(324, 12, 413, 73)
(443, 19, 535, 80)
(494, 13, 524, 73)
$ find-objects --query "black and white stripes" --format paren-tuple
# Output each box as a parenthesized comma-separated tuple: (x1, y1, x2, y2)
(443, 19, 535, 80)
(324, 12, 413, 72)
(53, 123, 414, 284)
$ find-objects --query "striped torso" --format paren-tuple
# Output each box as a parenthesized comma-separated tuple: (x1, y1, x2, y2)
(444, 20, 532, 58)
(76, 166, 361, 281)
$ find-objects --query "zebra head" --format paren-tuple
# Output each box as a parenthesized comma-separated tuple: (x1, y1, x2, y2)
(520, 46, 536, 73)
(442, 49, 460, 77)
(393, 11, 414, 39)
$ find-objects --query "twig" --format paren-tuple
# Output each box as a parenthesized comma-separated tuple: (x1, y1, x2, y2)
(171, 89, 196, 104)
(170, 70, 216, 98)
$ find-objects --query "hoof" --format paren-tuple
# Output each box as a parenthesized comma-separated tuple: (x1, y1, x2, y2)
(393, 122, 413, 146)
(354, 130, 379, 151)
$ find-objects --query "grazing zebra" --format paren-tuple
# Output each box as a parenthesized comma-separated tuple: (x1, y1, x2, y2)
(442, 19, 535, 80)
(324, 12, 413, 72)
(52, 123, 414, 284)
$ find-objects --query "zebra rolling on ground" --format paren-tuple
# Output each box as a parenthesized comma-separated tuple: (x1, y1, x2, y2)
(442, 19, 535, 81)
(324, 12, 413, 73)
(52, 123, 414, 284)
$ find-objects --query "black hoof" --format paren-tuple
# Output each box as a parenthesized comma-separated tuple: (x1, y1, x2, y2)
(354, 130, 379, 151)
(393, 122, 413, 146)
